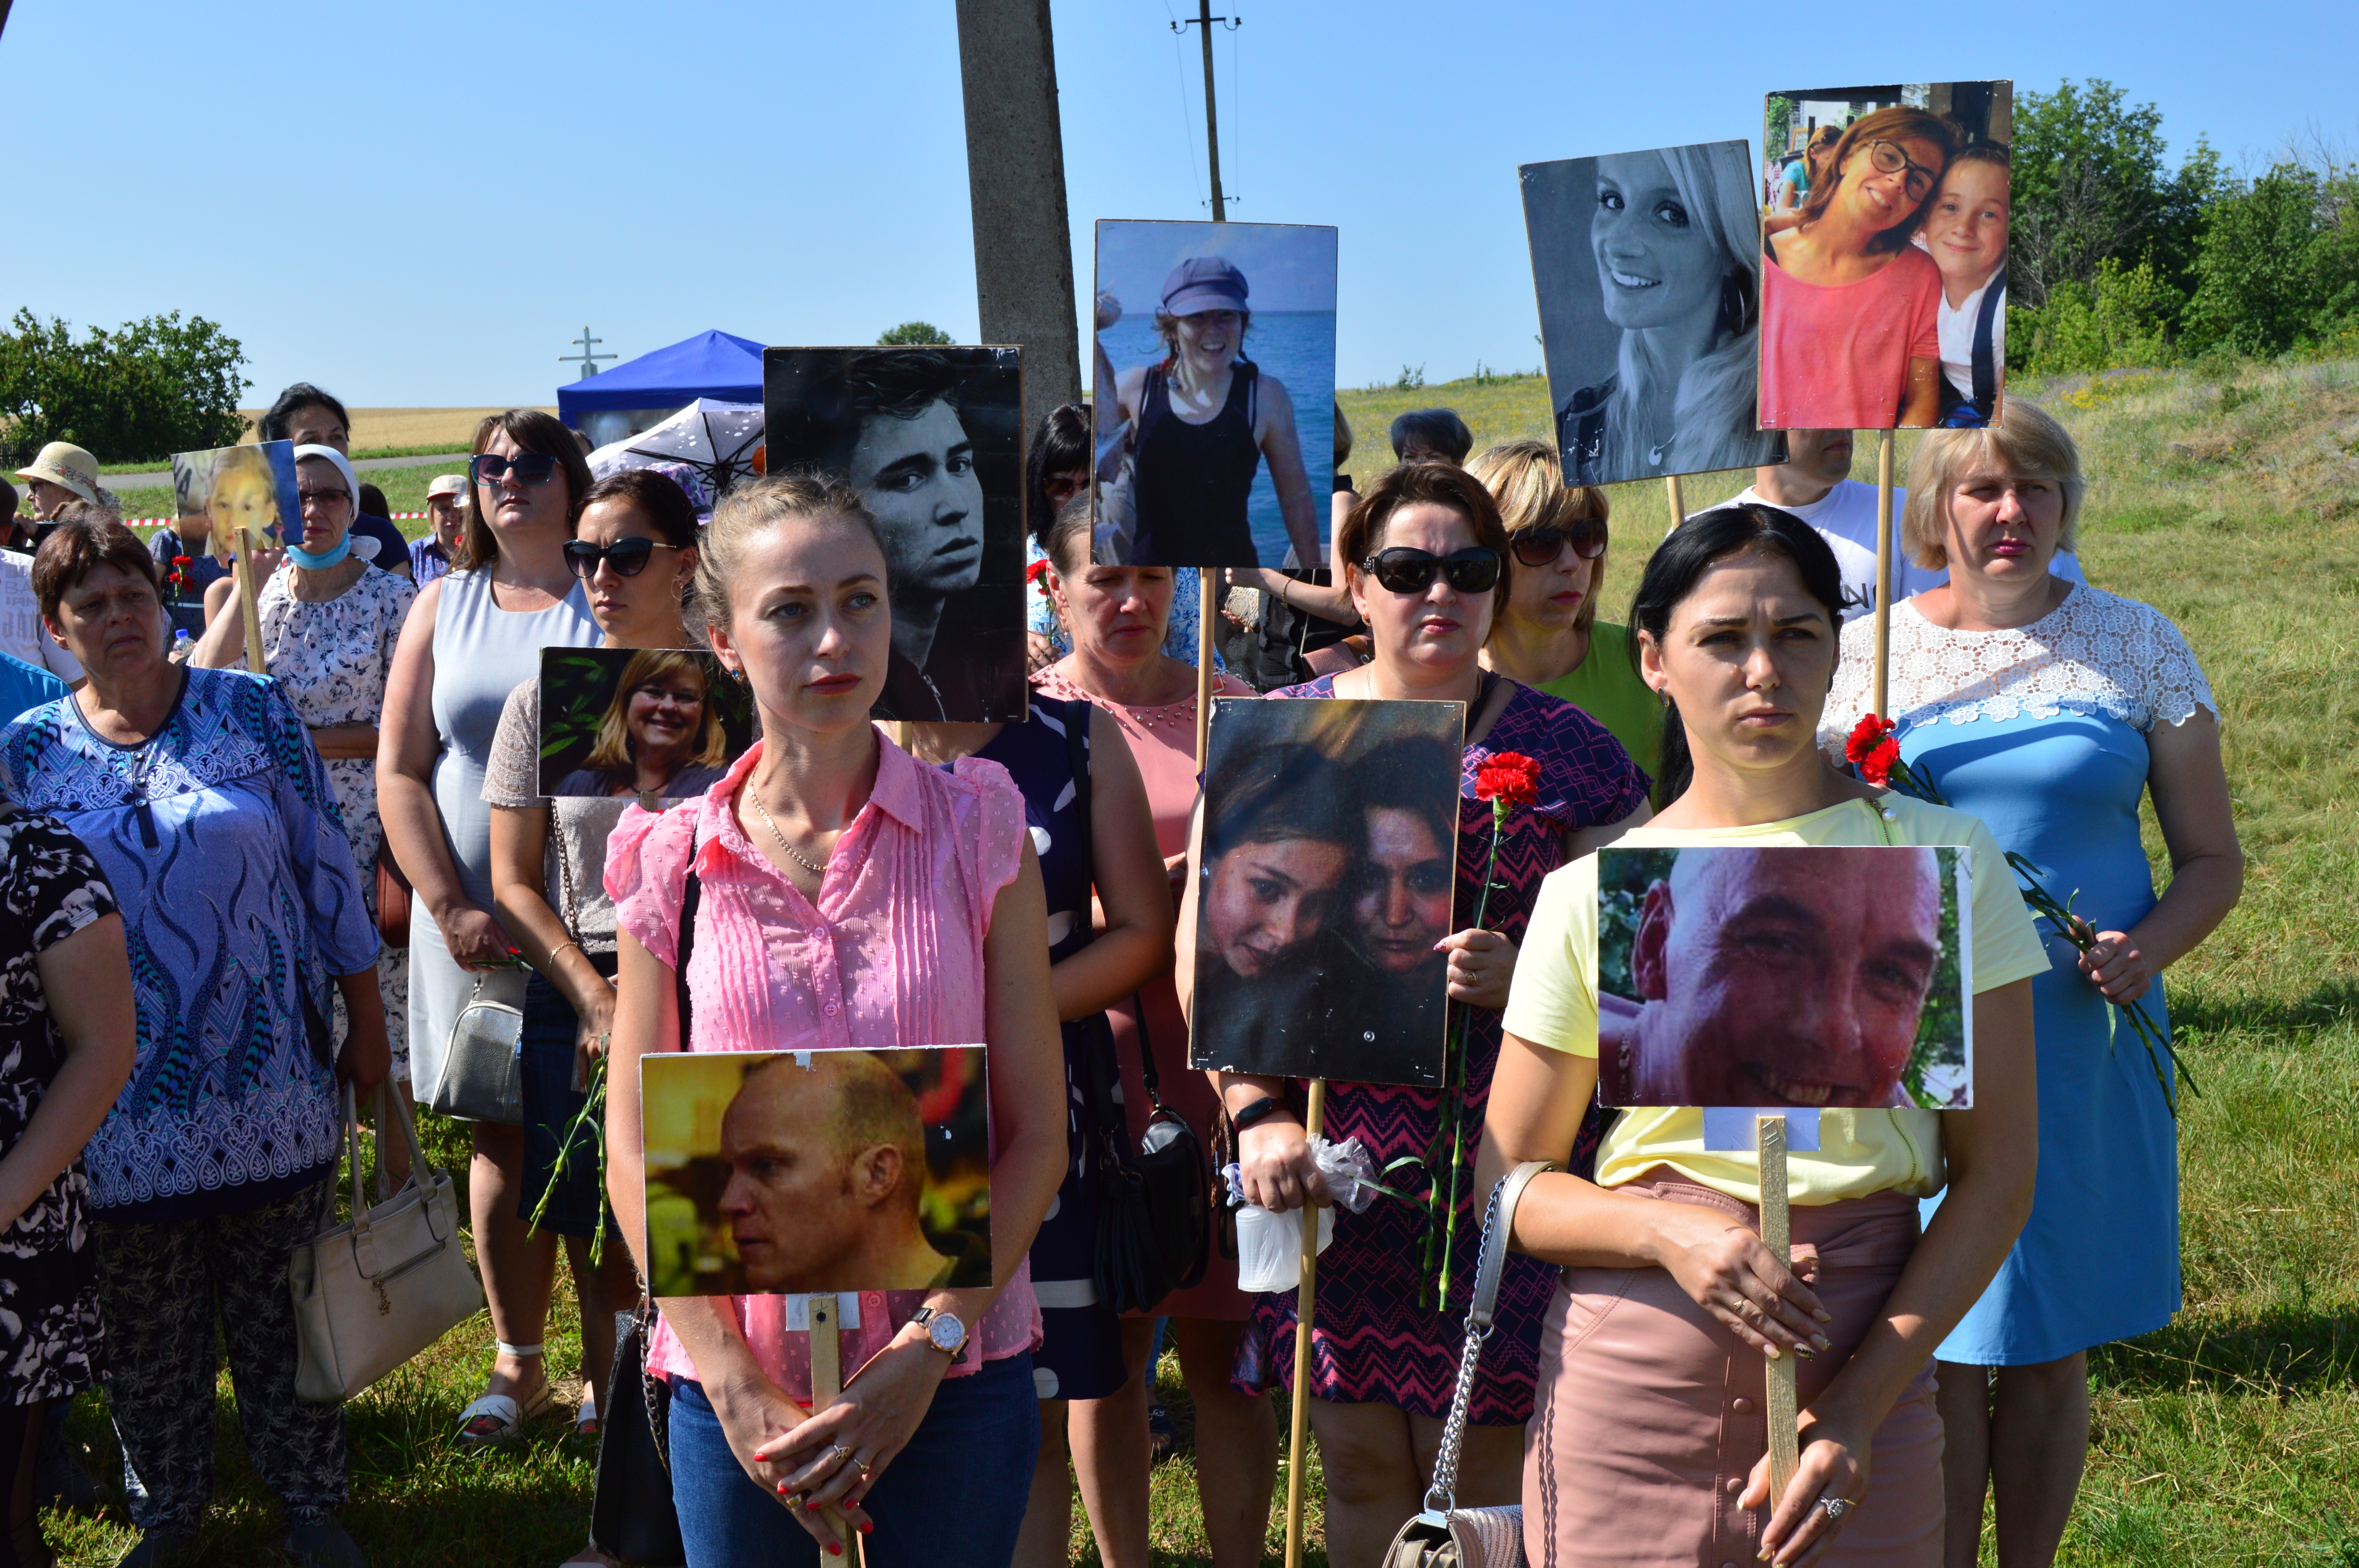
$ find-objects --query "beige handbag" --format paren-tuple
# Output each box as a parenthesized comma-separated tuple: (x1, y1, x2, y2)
(290, 1082, 485, 1403)
(1380, 1160, 1557, 1568)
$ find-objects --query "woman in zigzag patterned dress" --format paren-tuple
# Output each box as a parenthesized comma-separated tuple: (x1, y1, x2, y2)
(1214, 463, 1650, 1565)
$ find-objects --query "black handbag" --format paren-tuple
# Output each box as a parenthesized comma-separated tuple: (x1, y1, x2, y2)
(588, 843, 701, 1566)
(1053, 702, 1212, 1313)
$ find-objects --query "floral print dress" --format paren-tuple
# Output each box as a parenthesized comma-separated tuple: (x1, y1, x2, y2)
(255, 563, 417, 1075)
(0, 804, 119, 1405)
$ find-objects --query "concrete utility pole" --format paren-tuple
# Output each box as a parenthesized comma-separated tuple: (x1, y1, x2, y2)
(954, 0, 1081, 443)
(1171, 0, 1236, 220)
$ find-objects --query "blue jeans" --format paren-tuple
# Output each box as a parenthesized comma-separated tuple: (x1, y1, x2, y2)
(668, 1352, 1041, 1567)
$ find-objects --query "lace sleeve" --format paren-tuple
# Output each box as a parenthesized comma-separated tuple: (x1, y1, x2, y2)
(1818, 617, 1877, 759)
(2132, 601, 2219, 730)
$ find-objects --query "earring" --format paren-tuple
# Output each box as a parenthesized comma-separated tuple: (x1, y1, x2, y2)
(1655, 686, 1670, 708)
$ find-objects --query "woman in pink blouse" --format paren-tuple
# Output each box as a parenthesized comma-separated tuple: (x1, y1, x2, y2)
(605, 473, 1065, 1567)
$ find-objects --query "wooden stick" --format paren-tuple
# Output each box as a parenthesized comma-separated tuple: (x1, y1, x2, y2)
(807, 1295, 849, 1557)
(1664, 472, 1686, 532)
(1282, 1078, 1327, 1568)
(1195, 567, 1216, 766)
(1872, 431, 1895, 720)
(1758, 1115, 1798, 1509)
(234, 528, 267, 675)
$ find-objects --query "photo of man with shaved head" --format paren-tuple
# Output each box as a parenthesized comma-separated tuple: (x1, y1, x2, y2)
(1598, 844, 1969, 1109)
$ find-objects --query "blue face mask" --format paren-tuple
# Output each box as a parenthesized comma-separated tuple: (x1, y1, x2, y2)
(285, 535, 353, 570)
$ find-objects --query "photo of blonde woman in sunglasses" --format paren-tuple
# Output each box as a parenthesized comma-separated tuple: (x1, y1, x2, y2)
(1756, 81, 2013, 430)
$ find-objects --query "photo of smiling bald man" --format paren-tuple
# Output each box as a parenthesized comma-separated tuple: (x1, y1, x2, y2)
(763, 346, 1027, 722)
(1597, 844, 1973, 1111)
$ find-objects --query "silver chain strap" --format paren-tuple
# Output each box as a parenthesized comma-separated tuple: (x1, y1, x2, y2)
(1423, 1175, 1512, 1515)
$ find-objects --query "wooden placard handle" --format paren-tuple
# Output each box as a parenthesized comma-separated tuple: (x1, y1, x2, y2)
(1665, 472, 1686, 532)
(1871, 431, 1896, 721)
(1194, 567, 1216, 766)
(807, 1295, 849, 1556)
(1758, 1114, 1799, 1510)
(234, 528, 267, 675)
(1282, 1078, 1327, 1568)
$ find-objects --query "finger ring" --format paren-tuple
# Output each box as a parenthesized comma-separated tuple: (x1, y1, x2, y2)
(825, 1443, 852, 1465)
(1816, 1496, 1854, 1521)
(854, 1456, 873, 1481)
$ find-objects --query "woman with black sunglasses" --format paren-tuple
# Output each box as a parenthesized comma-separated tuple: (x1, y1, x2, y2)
(1468, 439, 1662, 777)
(476, 469, 702, 1525)
(1203, 461, 1651, 1566)
(380, 410, 603, 1453)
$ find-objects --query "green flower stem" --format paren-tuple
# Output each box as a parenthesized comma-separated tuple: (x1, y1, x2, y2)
(527, 1052, 611, 1263)
(1431, 799, 1512, 1308)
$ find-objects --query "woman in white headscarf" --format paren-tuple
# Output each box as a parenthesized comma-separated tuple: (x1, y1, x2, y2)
(1556, 141, 1786, 485)
(195, 443, 420, 1112)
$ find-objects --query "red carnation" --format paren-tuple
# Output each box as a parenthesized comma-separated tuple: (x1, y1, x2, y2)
(1846, 713, 1895, 766)
(172, 555, 193, 568)
(1025, 558, 1051, 595)
(1858, 737, 1900, 786)
(1474, 751, 1542, 808)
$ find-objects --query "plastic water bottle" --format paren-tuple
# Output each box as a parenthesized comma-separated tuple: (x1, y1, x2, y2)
(171, 629, 195, 661)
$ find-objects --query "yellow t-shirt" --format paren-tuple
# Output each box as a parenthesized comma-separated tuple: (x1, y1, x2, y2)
(1501, 795, 2051, 1203)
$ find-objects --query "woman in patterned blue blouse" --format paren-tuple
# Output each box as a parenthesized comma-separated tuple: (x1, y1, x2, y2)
(0, 515, 385, 1568)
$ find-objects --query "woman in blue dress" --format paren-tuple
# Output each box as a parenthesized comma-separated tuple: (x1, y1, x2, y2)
(1823, 400, 2243, 1568)
(899, 694, 1174, 1568)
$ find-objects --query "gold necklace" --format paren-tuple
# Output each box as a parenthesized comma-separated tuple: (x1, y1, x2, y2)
(745, 788, 829, 878)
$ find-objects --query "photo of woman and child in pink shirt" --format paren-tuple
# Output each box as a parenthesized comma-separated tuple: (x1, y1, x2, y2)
(1758, 81, 2012, 431)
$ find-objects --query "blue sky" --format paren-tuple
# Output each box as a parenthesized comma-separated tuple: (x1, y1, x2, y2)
(8, 0, 2354, 409)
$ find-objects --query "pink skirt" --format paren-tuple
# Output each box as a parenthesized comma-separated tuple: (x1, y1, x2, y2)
(1522, 1172, 1942, 1568)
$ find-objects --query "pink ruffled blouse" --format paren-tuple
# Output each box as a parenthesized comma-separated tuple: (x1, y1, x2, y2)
(605, 735, 1043, 1397)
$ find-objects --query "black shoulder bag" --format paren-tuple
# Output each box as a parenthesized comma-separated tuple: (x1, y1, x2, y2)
(590, 842, 695, 1566)
(1058, 704, 1212, 1314)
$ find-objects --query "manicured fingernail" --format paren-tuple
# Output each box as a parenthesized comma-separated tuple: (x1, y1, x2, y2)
(806, 1501, 823, 1512)
(859, 1521, 874, 1535)
(828, 1544, 843, 1557)
(1763, 1343, 1780, 1359)
(1814, 1309, 1832, 1322)
(1796, 1345, 1816, 1360)
(1431, 939, 1447, 951)
(776, 1481, 791, 1495)
(1813, 1334, 1831, 1350)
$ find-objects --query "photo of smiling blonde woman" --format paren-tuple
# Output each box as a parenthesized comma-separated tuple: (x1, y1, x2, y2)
(1522, 138, 1787, 486)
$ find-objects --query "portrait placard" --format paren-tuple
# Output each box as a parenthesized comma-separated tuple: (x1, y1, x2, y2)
(1521, 140, 1786, 486)
(640, 1047, 992, 1301)
(170, 439, 300, 557)
(761, 346, 1027, 723)
(1756, 81, 2013, 430)
(1091, 220, 1336, 570)
(1189, 697, 1462, 1085)
(1597, 845, 1974, 1111)
(536, 647, 752, 800)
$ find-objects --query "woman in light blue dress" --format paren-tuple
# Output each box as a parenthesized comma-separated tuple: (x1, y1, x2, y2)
(1823, 401, 2243, 1568)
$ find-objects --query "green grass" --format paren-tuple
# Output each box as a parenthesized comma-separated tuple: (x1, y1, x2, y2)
(114, 465, 458, 526)
(36, 360, 2359, 1565)
(96, 445, 472, 475)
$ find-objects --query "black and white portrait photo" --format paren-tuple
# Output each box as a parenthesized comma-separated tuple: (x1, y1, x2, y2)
(763, 346, 1028, 722)
(1521, 140, 1786, 486)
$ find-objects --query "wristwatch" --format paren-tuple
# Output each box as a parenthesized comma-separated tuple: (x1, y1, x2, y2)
(909, 1307, 969, 1364)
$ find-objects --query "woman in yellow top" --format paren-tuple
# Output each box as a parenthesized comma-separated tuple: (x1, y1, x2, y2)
(1480, 502, 2049, 1568)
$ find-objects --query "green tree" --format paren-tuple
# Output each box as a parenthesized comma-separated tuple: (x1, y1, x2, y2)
(2181, 163, 2359, 356)
(0, 309, 249, 462)
(1765, 96, 1795, 159)
(876, 321, 952, 346)
(2016, 260, 2179, 374)
(2009, 79, 2221, 312)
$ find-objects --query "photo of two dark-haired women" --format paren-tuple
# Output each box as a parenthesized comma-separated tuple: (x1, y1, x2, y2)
(1186, 699, 1463, 1087)
(1757, 79, 2013, 431)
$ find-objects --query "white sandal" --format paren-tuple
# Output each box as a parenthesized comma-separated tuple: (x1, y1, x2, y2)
(456, 1341, 554, 1448)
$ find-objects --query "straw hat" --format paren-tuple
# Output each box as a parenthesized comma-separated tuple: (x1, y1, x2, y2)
(14, 442, 100, 505)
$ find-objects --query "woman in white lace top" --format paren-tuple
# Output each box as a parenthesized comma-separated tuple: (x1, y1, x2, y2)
(1821, 401, 2242, 1568)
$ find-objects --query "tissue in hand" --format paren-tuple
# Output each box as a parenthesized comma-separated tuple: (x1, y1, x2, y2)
(1235, 1202, 1334, 1293)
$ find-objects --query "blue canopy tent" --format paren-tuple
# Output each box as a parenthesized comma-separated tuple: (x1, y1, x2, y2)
(556, 330, 765, 442)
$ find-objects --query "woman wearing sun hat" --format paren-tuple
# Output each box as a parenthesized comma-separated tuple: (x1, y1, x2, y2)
(12, 443, 102, 523)
(1105, 257, 1321, 570)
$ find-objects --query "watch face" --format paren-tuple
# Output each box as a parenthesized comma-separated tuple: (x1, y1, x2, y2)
(927, 1314, 965, 1352)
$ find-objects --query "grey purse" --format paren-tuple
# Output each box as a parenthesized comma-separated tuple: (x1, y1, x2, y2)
(428, 965, 527, 1124)
(1380, 1160, 1556, 1568)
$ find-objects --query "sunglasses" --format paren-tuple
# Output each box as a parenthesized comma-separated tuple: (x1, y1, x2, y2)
(469, 451, 560, 488)
(1510, 519, 1607, 567)
(1360, 546, 1501, 595)
(563, 537, 683, 579)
